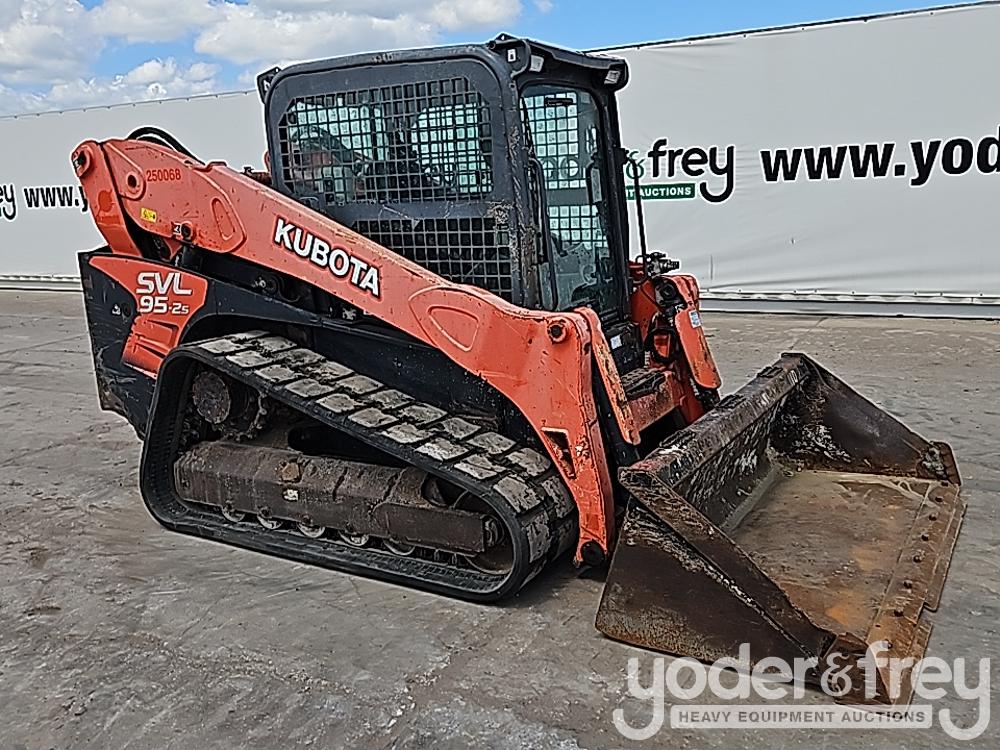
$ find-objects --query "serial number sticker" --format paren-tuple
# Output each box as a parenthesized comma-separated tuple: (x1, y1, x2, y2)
(689, 310, 702, 328)
(140, 207, 157, 223)
(146, 167, 183, 182)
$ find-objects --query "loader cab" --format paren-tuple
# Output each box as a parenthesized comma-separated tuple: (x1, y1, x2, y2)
(258, 36, 632, 325)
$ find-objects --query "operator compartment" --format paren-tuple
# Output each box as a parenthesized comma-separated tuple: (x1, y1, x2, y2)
(262, 36, 634, 328)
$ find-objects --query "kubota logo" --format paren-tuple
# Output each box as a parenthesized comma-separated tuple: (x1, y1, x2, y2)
(273, 216, 381, 297)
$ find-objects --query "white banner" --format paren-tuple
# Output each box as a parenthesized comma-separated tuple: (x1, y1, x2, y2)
(0, 92, 263, 279)
(2, 6, 999, 314)
(604, 4, 1000, 312)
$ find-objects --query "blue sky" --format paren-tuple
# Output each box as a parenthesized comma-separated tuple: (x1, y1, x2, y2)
(0, 1, 971, 115)
(490, 0, 945, 48)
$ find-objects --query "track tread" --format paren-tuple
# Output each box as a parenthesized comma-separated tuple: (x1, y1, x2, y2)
(143, 331, 577, 600)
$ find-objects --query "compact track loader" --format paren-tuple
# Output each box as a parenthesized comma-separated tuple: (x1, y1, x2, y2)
(74, 36, 963, 703)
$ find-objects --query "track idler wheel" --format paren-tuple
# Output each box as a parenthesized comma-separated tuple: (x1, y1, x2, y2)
(257, 511, 282, 530)
(221, 504, 245, 523)
(339, 532, 370, 547)
(297, 522, 326, 538)
(384, 539, 416, 556)
(191, 370, 268, 440)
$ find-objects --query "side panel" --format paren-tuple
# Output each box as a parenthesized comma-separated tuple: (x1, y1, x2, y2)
(79, 252, 156, 432)
(89, 256, 208, 375)
(80, 251, 508, 436)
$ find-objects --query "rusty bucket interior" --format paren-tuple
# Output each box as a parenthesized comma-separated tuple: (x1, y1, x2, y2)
(597, 353, 965, 704)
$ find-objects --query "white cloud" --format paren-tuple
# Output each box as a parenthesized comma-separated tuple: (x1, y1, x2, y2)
(0, 0, 524, 114)
(426, 0, 522, 32)
(243, 0, 517, 24)
(0, 57, 221, 115)
(194, 1, 521, 66)
(0, 1, 98, 85)
(193, 6, 436, 66)
(89, 0, 216, 44)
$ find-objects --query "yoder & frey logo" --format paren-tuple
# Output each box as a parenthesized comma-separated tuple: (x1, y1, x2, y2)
(625, 138, 736, 203)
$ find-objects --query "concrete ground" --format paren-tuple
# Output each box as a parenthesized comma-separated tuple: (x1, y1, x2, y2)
(1, 290, 997, 749)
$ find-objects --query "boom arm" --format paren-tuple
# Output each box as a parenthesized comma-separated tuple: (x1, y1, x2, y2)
(73, 137, 627, 563)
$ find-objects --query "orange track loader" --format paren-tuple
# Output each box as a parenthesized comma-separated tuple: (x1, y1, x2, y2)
(74, 36, 963, 704)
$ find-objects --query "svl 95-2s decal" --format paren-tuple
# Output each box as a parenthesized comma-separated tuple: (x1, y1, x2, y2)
(90, 256, 209, 376)
(135, 270, 193, 314)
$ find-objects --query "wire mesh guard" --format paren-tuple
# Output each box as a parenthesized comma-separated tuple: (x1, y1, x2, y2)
(278, 78, 493, 205)
(521, 88, 612, 310)
(522, 89, 603, 240)
(278, 76, 518, 300)
(355, 217, 513, 300)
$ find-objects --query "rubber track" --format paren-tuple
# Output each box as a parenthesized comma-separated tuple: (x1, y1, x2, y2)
(140, 331, 578, 601)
